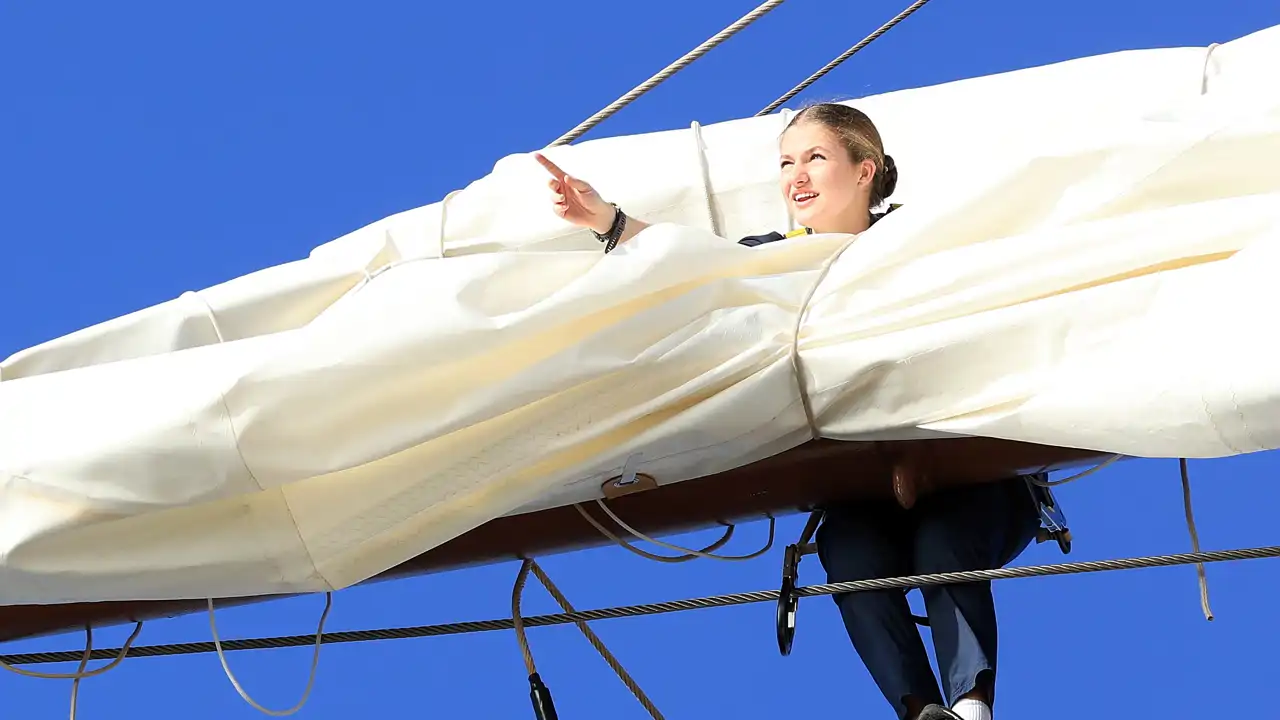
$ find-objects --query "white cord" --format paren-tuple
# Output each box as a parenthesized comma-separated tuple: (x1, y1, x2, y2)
(208, 593, 332, 716)
(1028, 453, 1124, 487)
(689, 120, 721, 236)
(592, 499, 776, 561)
(1180, 458, 1214, 621)
(0, 622, 142, 679)
(183, 290, 227, 343)
(436, 189, 462, 259)
(69, 626, 91, 720)
(574, 502, 738, 563)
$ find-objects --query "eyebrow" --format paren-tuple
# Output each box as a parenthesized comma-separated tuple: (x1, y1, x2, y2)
(781, 145, 829, 158)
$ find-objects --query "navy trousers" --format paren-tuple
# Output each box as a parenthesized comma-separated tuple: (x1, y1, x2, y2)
(815, 476, 1041, 719)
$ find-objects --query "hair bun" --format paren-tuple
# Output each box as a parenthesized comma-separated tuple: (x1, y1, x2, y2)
(880, 154, 898, 199)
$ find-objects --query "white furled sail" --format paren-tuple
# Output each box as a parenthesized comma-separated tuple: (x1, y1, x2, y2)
(1, 24, 1277, 606)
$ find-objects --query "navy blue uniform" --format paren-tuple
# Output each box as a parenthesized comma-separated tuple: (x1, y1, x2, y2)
(737, 204, 901, 247)
(737, 208, 1040, 718)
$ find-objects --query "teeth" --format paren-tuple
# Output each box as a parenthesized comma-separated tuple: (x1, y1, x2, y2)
(794, 193, 816, 201)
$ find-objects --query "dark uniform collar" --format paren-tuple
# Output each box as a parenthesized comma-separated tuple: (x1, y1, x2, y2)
(788, 203, 903, 236)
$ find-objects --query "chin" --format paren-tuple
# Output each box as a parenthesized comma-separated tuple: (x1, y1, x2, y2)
(793, 210, 823, 229)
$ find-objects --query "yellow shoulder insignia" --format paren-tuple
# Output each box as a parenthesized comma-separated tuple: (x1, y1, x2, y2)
(784, 227, 812, 238)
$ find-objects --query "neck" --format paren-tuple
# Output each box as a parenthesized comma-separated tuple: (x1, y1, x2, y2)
(809, 210, 872, 236)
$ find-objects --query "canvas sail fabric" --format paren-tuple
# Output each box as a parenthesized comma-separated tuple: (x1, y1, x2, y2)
(0, 24, 1277, 606)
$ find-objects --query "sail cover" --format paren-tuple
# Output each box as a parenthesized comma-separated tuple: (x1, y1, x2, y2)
(2, 24, 1278, 605)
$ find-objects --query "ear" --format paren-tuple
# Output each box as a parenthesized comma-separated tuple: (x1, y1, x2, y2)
(859, 159, 877, 187)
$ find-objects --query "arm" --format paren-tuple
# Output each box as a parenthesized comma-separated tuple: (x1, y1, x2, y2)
(534, 153, 650, 248)
(533, 153, 785, 249)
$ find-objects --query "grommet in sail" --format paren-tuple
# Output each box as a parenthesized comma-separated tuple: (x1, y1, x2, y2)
(601, 453, 658, 499)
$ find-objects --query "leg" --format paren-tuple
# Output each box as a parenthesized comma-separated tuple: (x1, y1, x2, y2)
(817, 500, 944, 719)
(911, 477, 1039, 711)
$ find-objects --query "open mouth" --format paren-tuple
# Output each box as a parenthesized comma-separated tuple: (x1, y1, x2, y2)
(792, 191, 818, 208)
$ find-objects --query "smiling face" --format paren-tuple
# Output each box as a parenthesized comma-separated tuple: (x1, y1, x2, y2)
(778, 120, 877, 235)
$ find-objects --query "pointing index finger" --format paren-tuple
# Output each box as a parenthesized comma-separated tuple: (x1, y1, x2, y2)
(533, 152, 568, 180)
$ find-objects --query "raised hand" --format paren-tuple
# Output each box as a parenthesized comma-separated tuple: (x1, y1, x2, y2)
(534, 152, 617, 235)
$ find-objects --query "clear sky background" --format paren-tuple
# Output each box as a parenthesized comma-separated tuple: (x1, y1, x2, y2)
(3, 1, 1279, 718)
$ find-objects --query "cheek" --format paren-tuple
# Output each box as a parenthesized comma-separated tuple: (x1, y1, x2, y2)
(820, 166, 859, 205)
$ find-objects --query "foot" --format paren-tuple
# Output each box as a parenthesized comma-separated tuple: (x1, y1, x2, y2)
(916, 705, 964, 720)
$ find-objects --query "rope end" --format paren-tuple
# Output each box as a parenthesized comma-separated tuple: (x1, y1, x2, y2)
(528, 672, 559, 720)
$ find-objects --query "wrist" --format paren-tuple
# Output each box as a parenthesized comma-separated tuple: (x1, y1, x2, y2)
(590, 206, 620, 235)
(591, 203, 627, 254)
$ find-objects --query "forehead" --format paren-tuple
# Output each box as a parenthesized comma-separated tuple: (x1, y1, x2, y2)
(780, 121, 840, 154)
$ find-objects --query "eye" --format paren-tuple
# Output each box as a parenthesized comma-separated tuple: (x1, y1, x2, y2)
(809, 152, 826, 162)
(779, 159, 793, 169)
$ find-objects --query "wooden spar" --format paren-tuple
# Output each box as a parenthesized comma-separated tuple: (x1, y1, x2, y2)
(0, 437, 1109, 643)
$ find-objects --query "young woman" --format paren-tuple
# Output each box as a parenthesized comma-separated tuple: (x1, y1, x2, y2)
(535, 103, 1041, 720)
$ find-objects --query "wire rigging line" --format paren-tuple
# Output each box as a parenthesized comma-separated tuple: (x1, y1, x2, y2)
(547, 0, 790, 147)
(756, 0, 936, 116)
(514, 559, 665, 719)
(549, 0, 937, 147)
(3, 544, 1276, 668)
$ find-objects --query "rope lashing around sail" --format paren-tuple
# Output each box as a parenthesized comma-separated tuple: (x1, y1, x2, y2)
(547, 0, 790, 147)
(3, 543, 1277, 669)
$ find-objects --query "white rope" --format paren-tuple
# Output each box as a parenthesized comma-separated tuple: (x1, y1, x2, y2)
(591, 498, 776, 561)
(183, 290, 227, 344)
(0, 622, 142, 679)
(574, 502, 739, 563)
(1030, 453, 1214, 620)
(69, 627, 91, 720)
(436, 189, 462, 259)
(1180, 459, 1214, 621)
(208, 593, 332, 716)
(1029, 453, 1124, 487)
(1200, 42, 1221, 95)
(0, 620, 140, 719)
(689, 120, 721, 236)
(547, 0, 790, 147)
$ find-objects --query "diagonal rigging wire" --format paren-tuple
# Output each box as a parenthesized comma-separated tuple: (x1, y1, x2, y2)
(756, 0, 937, 115)
(547, 0, 938, 149)
(514, 558, 664, 719)
(545, 0, 936, 144)
(547, 0, 790, 147)
(3, 544, 1277, 667)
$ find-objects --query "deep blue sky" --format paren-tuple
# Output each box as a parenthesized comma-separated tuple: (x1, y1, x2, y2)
(3, 1, 1279, 718)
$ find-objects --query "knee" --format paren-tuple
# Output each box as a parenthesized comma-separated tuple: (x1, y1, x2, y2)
(815, 507, 901, 584)
(913, 480, 1039, 575)
(913, 513, 995, 575)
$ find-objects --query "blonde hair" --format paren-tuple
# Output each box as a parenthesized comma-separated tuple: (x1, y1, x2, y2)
(785, 103, 898, 208)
